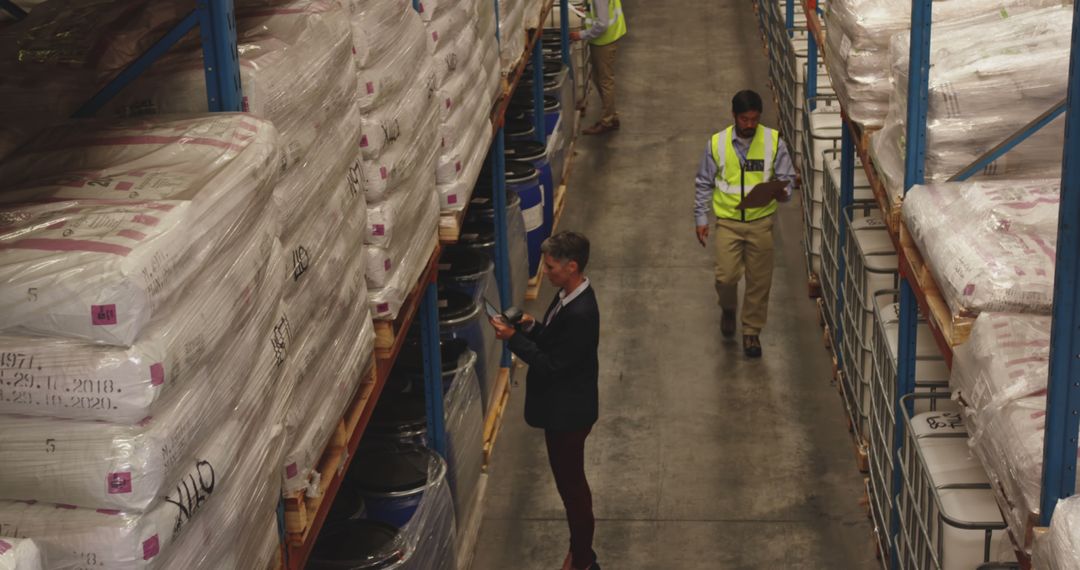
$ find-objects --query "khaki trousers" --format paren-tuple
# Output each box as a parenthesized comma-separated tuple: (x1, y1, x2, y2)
(714, 215, 775, 336)
(589, 41, 618, 126)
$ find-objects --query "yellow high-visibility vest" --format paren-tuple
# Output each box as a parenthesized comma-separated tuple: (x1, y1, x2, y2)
(585, 0, 627, 46)
(710, 125, 780, 221)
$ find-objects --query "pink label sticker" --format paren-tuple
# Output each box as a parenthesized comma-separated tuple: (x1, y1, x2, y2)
(56, 504, 76, 509)
(963, 283, 976, 297)
(142, 535, 160, 560)
(448, 195, 458, 205)
(107, 472, 132, 494)
(360, 135, 369, 147)
(150, 363, 165, 386)
(366, 82, 375, 95)
(379, 166, 388, 180)
(0, 540, 9, 555)
(373, 224, 385, 236)
(131, 214, 159, 226)
(92, 304, 118, 325)
(377, 303, 390, 313)
(418, 1, 425, 12)
(433, 31, 439, 42)
(384, 259, 392, 271)
(96, 508, 121, 515)
(115, 181, 134, 191)
(455, 162, 462, 172)
(286, 463, 298, 479)
(445, 98, 452, 109)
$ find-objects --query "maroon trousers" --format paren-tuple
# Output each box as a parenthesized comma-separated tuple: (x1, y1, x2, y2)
(544, 427, 596, 569)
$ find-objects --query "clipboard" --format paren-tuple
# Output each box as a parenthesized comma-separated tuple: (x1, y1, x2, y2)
(736, 180, 788, 210)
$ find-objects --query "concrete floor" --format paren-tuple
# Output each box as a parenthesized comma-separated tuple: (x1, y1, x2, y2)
(471, 0, 879, 567)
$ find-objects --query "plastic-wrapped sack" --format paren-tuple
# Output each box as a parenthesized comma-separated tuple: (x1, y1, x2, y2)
(498, 0, 527, 73)
(366, 189, 441, 318)
(951, 312, 1068, 550)
(0, 251, 286, 511)
(348, 0, 425, 70)
(352, 1, 433, 112)
(0, 303, 290, 569)
(871, 6, 1071, 199)
(0, 538, 42, 570)
(310, 446, 456, 570)
(823, 0, 1061, 127)
(0, 207, 279, 422)
(105, 0, 356, 169)
(360, 70, 438, 161)
(281, 302, 377, 496)
(428, 8, 480, 88)
(1034, 495, 1080, 570)
(902, 179, 1059, 318)
(0, 115, 282, 346)
(360, 99, 440, 203)
(0, 0, 191, 152)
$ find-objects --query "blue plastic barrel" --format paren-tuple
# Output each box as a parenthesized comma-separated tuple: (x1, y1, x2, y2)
(510, 95, 561, 137)
(435, 289, 499, 412)
(505, 117, 535, 142)
(352, 445, 444, 529)
(438, 245, 498, 303)
(504, 160, 546, 276)
(505, 141, 555, 237)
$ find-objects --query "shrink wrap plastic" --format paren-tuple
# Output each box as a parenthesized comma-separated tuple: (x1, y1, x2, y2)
(0, 284, 289, 568)
(498, 0, 527, 73)
(281, 298, 376, 495)
(0, 246, 287, 510)
(0, 0, 190, 156)
(107, 0, 357, 168)
(1035, 495, 1080, 570)
(951, 313, 1068, 551)
(0, 115, 282, 346)
(0, 539, 42, 570)
(444, 351, 484, 528)
(823, 0, 1060, 127)
(902, 179, 1059, 318)
(871, 7, 1071, 199)
(312, 449, 456, 570)
(0, 208, 279, 422)
(352, 2, 434, 112)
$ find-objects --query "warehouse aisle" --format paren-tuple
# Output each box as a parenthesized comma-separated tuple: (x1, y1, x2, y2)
(472, 0, 878, 567)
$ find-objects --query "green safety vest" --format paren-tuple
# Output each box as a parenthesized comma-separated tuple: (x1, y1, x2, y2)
(585, 0, 627, 46)
(710, 125, 781, 222)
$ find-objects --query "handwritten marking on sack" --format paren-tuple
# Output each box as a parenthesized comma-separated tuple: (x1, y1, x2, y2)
(292, 246, 310, 281)
(272, 316, 292, 366)
(165, 460, 216, 535)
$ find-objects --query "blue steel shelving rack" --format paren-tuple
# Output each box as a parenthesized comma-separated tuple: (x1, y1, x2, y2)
(783, 0, 1080, 564)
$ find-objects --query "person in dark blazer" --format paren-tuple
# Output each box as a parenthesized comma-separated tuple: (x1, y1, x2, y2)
(489, 231, 601, 570)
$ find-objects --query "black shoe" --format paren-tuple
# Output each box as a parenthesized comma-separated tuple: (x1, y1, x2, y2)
(721, 310, 736, 338)
(743, 335, 762, 358)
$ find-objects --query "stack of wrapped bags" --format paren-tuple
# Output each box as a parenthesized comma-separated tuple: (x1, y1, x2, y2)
(426, 0, 501, 214)
(823, 0, 1060, 128)
(498, 0, 528, 73)
(0, 0, 380, 566)
(0, 113, 292, 569)
(870, 5, 1071, 202)
(349, 0, 442, 320)
(951, 312, 1055, 554)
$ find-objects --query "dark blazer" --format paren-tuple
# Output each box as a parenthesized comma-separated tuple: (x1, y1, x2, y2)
(507, 284, 600, 431)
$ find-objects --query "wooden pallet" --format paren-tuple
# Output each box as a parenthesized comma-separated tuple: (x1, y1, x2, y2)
(898, 223, 973, 352)
(283, 361, 378, 546)
(482, 366, 512, 469)
(373, 235, 442, 360)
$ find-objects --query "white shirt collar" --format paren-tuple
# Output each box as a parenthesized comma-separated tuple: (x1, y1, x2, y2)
(558, 277, 591, 306)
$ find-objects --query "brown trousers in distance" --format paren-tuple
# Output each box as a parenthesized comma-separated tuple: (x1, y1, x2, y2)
(714, 215, 776, 336)
(545, 427, 596, 569)
(589, 41, 618, 126)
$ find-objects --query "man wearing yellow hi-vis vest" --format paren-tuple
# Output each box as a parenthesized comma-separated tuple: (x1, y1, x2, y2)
(693, 90, 797, 358)
(569, 0, 627, 135)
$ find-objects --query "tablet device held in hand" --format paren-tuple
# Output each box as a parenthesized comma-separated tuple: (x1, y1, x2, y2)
(484, 298, 502, 319)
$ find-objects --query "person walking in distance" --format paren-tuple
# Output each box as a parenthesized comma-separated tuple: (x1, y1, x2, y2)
(693, 90, 797, 358)
(489, 232, 601, 570)
(570, 0, 627, 135)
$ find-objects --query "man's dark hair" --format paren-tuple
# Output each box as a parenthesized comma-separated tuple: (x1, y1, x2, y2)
(541, 231, 590, 272)
(732, 90, 764, 115)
